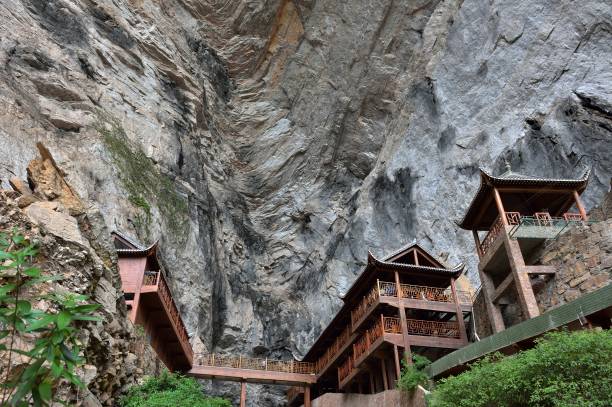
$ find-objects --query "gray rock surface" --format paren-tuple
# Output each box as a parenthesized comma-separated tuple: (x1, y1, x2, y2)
(0, 0, 611, 405)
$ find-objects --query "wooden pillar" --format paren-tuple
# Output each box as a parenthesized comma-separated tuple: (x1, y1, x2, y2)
(304, 386, 311, 407)
(369, 370, 375, 394)
(493, 187, 508, 225)
(412, 250, 419, 265)
(472, 230, 483, 258)
(503, 233, 540, 320)
(573, 190, 588, 221)
(394, 271, 412, 364)
(393, 344, 401, 378)
(450, 278, 468, 344)
(381, 358, 389, 391)
(240, 381, 246, 407)
(478, 268, 505, 333)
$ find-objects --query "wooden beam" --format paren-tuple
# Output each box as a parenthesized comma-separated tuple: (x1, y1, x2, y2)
(493, 273, 515, 302)
(573, 190, 588, 221)
(478, 269, 506, 333)
(493, 187, 508, 226)
(502, 233, 540, 320)
(472, 230, 483, 258)
(450, 278, 469, 344)
(393, 345, 401, 379)
(395, 271, 412, 364)
(240, 381, 246, 407)
(525, 265, 556, 275)
(413, 249, 419, 265)
(381, 358, 389, 391)
(304, 386, 311, 407)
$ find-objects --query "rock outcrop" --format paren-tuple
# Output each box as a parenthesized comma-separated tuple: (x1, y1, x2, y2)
(0, 1, 611, 405)
(0, 144, 159, 406)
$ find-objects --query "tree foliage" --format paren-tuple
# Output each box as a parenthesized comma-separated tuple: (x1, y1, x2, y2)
(0, 230, 101, 406)
(429, 329, 612, 407)
(120, 372, 231, 407)
(397, 354, 431, 392)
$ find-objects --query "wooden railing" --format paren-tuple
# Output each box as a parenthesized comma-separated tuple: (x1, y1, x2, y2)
(142, 271, 159, 286)
(406, 319, 460, 338)
(315, 325, 351, 372)
(337, 356, 354, 383)
(353, 317, 384, 361)
(156, 272, 193, 361)
(194, 353, 316, 374)
(350, 285, 380, 327)
(480, 215, 505, 255)
(383, 316, 402, 334)
(379, 281, 473, 305)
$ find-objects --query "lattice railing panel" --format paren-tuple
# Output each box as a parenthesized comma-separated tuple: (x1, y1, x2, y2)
(194, 353, 316, 374)
(480, 215, 505, 256)
(563, 212, 583, 222)
(401, 284, 453, 302)
(157, 273, 193, 360)
(142, 271, 159, 286)
(315, 325, 350, 372)
(353, 318, 383, 361)
(350, 285, 380, 327)
(383, 317, 401, 334)
(406, 319, 460, 338)
(338, 356, 354, 383)
(378, 281, 397, 297)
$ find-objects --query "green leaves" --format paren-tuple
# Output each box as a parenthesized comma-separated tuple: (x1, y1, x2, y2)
(397, 354, 431, 392)
(120, 372, 232, 407)
(428, 330, 612, 407)
(0, 231, 102, 405)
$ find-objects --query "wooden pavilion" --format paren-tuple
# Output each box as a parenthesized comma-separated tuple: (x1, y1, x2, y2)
(287, 243, 473, 406)
(113, 231, 193, 371)
(457, 166, 590, 333)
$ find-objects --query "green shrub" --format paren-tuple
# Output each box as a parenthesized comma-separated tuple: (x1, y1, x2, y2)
(120, 372, 231, 407)
(0, 230, 101, 406)
(429, 329, 612, 407)
(397, 354, 431, 392)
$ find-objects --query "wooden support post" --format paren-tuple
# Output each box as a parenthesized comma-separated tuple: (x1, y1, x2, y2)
(493, 187, 508, 226)
(503, 233, 540, 320)
(395, 271, 412, 364)
(369, 370, 375, 394)
(472, 230, 483, 258)
(240, 381, 246, 407)
(381, 358, 389, 391)
(412, 249, 419, 265)
(304, 386, 311, 407)
(393, 345, 401, 378)
(478, 269, 505, 333)
(573, 190, 588, 221)
(450, 278, 468, 344)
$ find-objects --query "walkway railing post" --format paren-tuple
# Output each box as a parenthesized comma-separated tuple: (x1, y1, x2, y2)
(265, 358, 268, 371)
(211, 354, 215, 366)
(239, 355, 242, 368)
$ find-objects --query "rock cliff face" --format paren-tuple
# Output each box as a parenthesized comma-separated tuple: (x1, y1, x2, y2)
(0, 0, 611, 404)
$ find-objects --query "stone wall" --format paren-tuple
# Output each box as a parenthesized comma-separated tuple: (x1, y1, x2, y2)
(0, 145, 159, 406)
(536, 195, 612, 313)
(308, 388, 427, 407)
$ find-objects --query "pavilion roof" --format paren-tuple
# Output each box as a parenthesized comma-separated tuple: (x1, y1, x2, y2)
(457, 167, 590, 230)
(112, 231, 159, 257)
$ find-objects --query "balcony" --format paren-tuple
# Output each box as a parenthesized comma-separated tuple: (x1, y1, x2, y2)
(137, 270, 193, 370)
(479, 211, 593, 257)
(315, 326, 352, 375)
(350, 280, 473, 332)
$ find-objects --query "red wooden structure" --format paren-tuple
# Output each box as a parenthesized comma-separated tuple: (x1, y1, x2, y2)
(113, 232, 193, 371)
(458, 166, 590, 333)
(287, 243, 473, 406)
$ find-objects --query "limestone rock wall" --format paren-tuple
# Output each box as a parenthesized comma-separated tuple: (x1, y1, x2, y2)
(0, 145, 159, 406)
(0, 0, 611, 405)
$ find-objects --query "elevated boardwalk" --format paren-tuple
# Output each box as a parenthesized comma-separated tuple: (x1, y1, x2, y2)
(189, 354, 316, 386)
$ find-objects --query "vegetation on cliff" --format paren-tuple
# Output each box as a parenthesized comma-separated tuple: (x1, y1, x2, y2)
(120, 372, 230, 407)
(396, 354, 430, 392)
(427, 329, 612, 407)
(0, 231, 100, 406)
